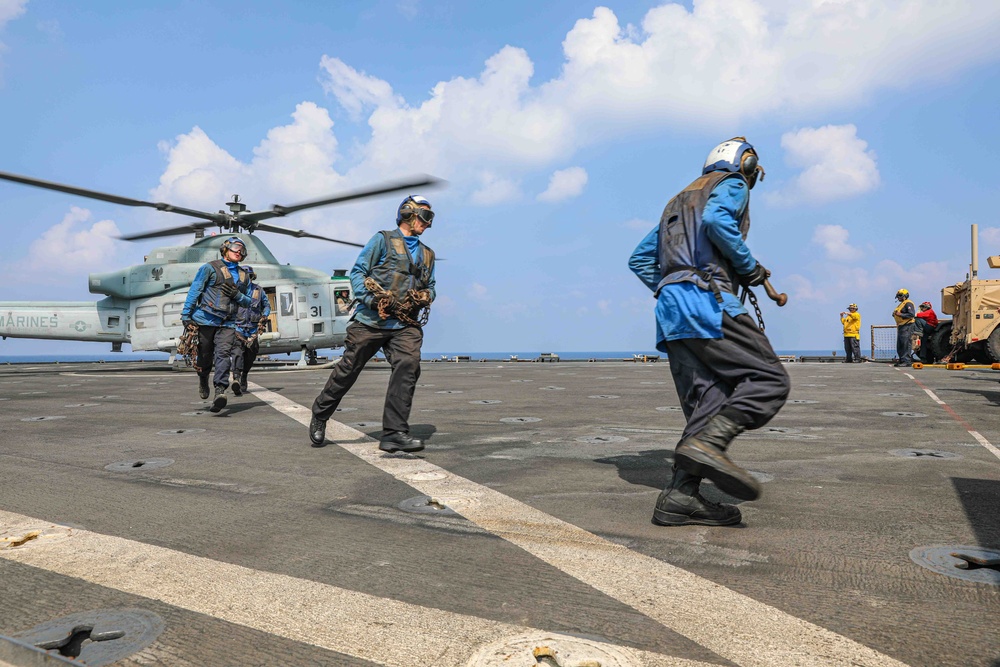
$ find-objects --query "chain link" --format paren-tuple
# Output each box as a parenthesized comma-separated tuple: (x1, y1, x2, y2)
(740, 286, 766, 332)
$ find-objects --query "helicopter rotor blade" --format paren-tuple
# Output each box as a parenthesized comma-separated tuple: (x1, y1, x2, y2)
(0, 170, 225, 223)
(252, 222, 365, 247)
(243, 175, 444, 223)
(117, 220, 216, 242)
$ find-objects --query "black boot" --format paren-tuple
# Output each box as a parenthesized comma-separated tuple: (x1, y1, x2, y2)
(231, 380, 243, 397)
(379, 432, 424, 453)
(210, 386, 228, 413)
(674, 414, 761, 501)
(198, 374, 210, 400)
(239, 372, 249, 393)
(309, 416, 327, 447)
(652, 467, 742, 526)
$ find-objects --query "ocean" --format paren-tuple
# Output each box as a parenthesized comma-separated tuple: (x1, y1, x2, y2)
(0, 349, 866, 364)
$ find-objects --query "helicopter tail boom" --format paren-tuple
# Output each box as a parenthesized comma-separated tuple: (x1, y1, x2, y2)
(0, 300, 129, 344)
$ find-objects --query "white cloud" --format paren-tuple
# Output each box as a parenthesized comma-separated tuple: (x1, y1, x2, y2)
(537, 167, 588, 202)
(317, 1, 1000, 176)
(10, 207, 121, 282)
(467, 283, 488, 300)
(812, 224, 863, 262)
(765, 125, 880, 206)
(784, 274, 823, 301)
(470, 171, 521, 206)
(396, 0, 419, 19)
(0, 0, 28, 80)
(36, 18, 61, 40)
(319, 56, 399, 120)
(145, 102, 385, 256)
(0, 0, 26, 27)
(789, 258, 951, 308)
(146, 3, 999, 217)
(154, 102, 342, 208)
(981, 226, 1000, 247)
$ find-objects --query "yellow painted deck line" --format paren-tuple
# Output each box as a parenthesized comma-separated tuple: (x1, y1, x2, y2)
(0, 511, 709, 667)
(252, 383, 911, 667)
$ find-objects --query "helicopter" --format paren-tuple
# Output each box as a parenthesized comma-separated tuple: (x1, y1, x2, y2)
(0, 170, 441, 365)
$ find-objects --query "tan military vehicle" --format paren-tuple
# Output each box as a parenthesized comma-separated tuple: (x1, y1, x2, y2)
(934, 224, 1000, 363)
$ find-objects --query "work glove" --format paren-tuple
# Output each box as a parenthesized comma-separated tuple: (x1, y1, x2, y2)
(742, 262, 769, 287)
(409, 289, 432, 308)
(182, 319, 196, 329)
(220, 283, 239, 298)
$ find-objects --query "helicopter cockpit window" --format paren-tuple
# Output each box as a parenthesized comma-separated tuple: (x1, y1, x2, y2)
(334, 289, 351, 316)
(163, 303, 184, 327)
(135, 305, 158, 330)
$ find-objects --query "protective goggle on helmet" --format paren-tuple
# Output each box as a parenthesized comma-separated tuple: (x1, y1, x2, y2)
(397, 195, 434, 225)
(220, 236, 247, 261)
(703, 137, 765, 188)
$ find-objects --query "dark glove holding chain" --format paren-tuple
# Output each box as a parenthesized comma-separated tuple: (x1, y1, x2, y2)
(742, 262, 770, 287)
(220, 283, 239, 298)
(182, 319, 196, 329)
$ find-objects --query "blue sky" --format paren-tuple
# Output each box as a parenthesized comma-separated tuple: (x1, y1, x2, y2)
(1, 0, 999, 355)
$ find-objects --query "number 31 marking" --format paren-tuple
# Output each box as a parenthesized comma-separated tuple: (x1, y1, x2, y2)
(310, 306, 322, 317)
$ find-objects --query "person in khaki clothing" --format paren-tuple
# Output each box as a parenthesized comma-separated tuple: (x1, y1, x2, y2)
(839, 303, 862, 363)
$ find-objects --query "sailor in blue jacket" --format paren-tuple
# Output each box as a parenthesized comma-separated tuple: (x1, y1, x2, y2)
(309, 195, 436, 453)
(181, 236, 253, 412)
(629, 137, 790, 527)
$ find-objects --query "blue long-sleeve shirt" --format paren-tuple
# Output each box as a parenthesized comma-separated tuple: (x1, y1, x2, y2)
(181, 261, 252, 327)
(629, 178, 756, 349)
(350, 231, 436, 329)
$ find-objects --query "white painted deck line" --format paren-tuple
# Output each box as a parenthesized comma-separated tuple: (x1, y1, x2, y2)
(0, 511, 709, 667)
(253, 383, 911, 667)
(903, 370, 1000, 461)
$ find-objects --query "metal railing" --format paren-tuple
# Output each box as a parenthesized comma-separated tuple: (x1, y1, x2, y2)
(870, 324, 898, 361)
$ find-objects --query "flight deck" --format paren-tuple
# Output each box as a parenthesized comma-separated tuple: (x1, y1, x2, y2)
(0, 360, 998, 666)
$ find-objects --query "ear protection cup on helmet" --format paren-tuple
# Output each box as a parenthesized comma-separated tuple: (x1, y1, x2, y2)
(220, 236, 247, 261)
(396, 195, 432, 224)
(740, 152, 758, 178)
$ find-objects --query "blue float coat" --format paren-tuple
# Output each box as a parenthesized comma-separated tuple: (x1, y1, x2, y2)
(181, 261, 252, 327)
(629, 178, 757, 350)
(350, 230, 436, 330)
(234, 285, 272, 337)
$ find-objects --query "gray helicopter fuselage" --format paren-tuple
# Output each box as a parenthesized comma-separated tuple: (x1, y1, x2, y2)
(0, 234, 354, 356)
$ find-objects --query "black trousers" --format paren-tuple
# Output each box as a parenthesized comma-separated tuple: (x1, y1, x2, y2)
(197, 325, 238, 389)
(232, 337, 260, 382)
(664, 313, 790, 441)
(312, 321, 423, 436)
(843, 336, 861, 362)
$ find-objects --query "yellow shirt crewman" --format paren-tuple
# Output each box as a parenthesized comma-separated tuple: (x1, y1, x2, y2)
(840, 304, 861, 363)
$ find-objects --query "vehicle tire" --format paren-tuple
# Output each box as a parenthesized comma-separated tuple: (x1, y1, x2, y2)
(932, 320, 977, 363)
(930, 321, 953, 361)
(969, 341, 992, 364)
(986, 325, 1000, 363)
